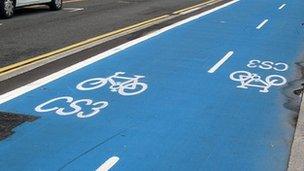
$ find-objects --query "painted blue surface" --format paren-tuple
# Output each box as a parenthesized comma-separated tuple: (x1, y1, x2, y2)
(1, 0, 304, 170)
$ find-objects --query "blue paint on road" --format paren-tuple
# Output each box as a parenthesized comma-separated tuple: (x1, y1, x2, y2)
(1, 0, 304, 170)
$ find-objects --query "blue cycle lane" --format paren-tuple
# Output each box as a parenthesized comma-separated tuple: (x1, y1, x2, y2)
(1, 0, 304, 170)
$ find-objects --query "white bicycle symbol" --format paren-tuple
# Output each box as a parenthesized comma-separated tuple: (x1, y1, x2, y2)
(230, 71, 287, 93)
(76, 72, 148, 96)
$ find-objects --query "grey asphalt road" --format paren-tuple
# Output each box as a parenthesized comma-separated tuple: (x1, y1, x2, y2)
(0, 0, 206, 67)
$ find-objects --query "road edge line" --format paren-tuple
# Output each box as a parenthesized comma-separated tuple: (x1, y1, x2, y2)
(0, 0, 240, 104)
(288, 93, 304, 171)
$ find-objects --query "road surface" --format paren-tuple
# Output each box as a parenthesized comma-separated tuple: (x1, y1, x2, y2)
(0, 0, 304, 170)
(0, 0, 206, 67)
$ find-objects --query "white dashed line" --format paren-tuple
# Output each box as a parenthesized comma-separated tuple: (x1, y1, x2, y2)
(208, 51, 234, 73)
(63, 0, 85, 3)
(278, 4, 286, 10)
(96, 156, 119, 171)
(63, 8, 84, 12)
(256, 19, 268, 30)
(0, 23, 2, 26)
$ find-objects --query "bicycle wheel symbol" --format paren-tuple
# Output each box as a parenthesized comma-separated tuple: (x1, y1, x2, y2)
(76, 78, 107, 91)
(118, 82, 148, 96)
(265, 75, 287, 86)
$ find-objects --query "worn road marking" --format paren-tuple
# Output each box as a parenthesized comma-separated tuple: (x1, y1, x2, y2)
(278, 4, 286, 10)
(256, 19, 268, 30)
(0, 0, 240, 104)
(180, 7, 202, 15)
(63, 8, 84, 12)
(96, 156, 119, 171)
(63, 0, 85, 4)
(208, 51, 234, 73)
(173, 0, 218, 14)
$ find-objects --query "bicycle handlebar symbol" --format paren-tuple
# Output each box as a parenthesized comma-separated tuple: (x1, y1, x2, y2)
(230, 71, 287, 93)
(76, 72, 148, 96)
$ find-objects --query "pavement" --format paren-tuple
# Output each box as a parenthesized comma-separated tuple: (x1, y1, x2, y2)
(0, 0, 304, 170)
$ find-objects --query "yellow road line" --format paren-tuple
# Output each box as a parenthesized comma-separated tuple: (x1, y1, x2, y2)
(0, 15, 169, 75)
(173, 0, 217, 14)
(0, 0, 217, 76)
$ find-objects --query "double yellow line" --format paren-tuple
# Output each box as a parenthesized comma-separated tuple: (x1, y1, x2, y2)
(0, 0, 218, 77)
(173, 0, 217, 14)
(0, 14, 169, 75)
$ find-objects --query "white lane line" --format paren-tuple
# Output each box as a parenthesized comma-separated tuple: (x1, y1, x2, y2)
(208, 51, 234, 73)
(63, 0, 85, 3)
(96, 156, 119, 171)
(63, 8, 84, 12)
(0, 0, 240, 104)
(256, 19, 269, 30)
(0, 23, 2, 26)
(278, 4, 286, 10)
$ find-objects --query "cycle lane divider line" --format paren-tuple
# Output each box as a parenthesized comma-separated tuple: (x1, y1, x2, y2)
(96, 156, 119, 171)
(278, 3, 286, 10)
(208, 51, 234, 73)
(0, 0, 240, 105)
(256, 19, 269, 30)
